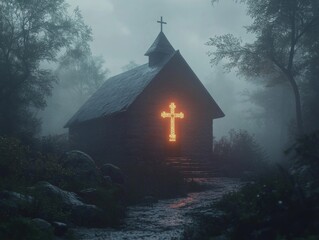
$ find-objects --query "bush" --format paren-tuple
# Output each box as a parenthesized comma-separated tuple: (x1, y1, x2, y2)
(214, 129, 268, 178)
(0, 217, 53, 240)
(29, 190, 71, 223)
(38, 134, 69, 156)
(287, 130, 319, 199)
(0, 136, 126, 229)
(184, 130, 319, 240)
(0, 137, 30, 190)
(0, 136, 73, 191)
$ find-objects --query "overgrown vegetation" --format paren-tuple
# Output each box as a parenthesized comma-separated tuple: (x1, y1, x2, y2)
(0, 136, 71, 191)
(183, 131, 319, 240)
(0, 217, 54, 240)
(0, 0, 92, 140)
(0, 134, 188, 238)
(0, 136, 125, 238)
(214, 129, 268, 178)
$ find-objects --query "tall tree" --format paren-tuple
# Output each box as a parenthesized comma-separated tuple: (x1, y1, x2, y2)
(58, 46, 108, 102)
(0, 0, 91, 139)
(40, 50, 107, 136)
(208, 0, 319, 135)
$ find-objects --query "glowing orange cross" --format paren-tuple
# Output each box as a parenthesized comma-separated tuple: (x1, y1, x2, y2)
(161, 102, 184, 142)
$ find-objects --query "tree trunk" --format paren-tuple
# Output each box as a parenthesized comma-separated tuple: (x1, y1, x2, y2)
(288, 75, 304, 135)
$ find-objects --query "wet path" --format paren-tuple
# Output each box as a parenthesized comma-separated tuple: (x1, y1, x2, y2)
(74, 178, 241, 240)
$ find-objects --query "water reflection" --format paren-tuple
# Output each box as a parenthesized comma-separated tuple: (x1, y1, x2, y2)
(169, 195, 196, 209)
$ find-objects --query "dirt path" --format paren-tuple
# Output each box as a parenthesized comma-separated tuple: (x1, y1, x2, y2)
(73, 178, 240, 240)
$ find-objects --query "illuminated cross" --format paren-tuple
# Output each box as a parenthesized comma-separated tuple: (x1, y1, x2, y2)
(157, 16, 167, 32)
(161, 102, 184, 142)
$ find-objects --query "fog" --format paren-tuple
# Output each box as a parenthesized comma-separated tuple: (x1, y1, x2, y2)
(39, 0, 294, 160)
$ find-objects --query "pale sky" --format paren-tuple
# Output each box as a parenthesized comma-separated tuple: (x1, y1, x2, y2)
(66, 0, 252, 78)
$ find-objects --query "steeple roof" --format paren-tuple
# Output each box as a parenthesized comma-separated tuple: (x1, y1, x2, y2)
(144, 31, 175, 56)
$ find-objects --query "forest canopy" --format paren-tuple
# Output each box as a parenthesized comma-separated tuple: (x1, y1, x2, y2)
(0, 0, 92, 140)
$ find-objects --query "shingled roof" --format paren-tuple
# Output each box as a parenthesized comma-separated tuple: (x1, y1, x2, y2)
(65, 32, 224, 128)
(64, 52, 175, 128)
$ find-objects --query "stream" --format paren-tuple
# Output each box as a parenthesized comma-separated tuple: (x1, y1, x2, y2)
(73, 178, 241, 240)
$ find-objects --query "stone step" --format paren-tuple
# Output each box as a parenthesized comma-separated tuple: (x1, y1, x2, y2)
(166, 162, 212, 167)
(182, 171, 218, 178)
(165, 156, 220, 178)
(167, 165, 215, 171)
(167, 161, 216, 168)
(166, 157, 194, 160)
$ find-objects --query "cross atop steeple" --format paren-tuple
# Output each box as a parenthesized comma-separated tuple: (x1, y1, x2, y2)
(157, 16, 167, 32)
(145, 17, 174, 66)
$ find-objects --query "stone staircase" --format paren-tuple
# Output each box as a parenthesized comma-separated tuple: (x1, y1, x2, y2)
(165, 156, 219, 178)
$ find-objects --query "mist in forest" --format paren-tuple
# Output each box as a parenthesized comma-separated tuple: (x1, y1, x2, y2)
(40, 1, 252, 134)
(1, 1, 319, 239)
(37, 0, 299, 161)
(1, 0, 317, 161)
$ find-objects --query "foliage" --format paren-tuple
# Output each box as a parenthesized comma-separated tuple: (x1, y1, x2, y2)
(287, 131, 319, 201)
(0, 217, 54, 240)
(0, 0, 92, 139)
(29, 190, 71, 223)
(0, 136, 71, 190)
(214, 129, 267, 178)
(58, 47, 108, 103)
(185, 130, 319, 239)
(208, 0, 319, 134)
(0, 137, 30, 190)
(38, 134, 69, 156)
(302, 53, 319, 133)
(0, 136, 126, 228)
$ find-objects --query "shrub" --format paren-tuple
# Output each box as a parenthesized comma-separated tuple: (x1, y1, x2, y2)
(0, 136, 73, 190)
(0, 136, 126, 228)
(184, 130, 319, 240)
(38, 134, 69, 156)
(0, 217, 53, 240)
(287, 130, 319, 199)
(0, 137, 30, 190)
(214, 129, 268, 178)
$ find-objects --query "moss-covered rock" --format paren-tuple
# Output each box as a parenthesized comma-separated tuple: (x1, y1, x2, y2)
(61, 150, 100, 190)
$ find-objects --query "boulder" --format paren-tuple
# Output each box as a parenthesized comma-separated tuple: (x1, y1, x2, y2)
(52, 221, 68, 237)
(79, 188, 99, 204)
(30, 181, 83, 208)
(0, 190, 33, 217)
(31, 218, 53, 232)
(71, 204, 105, 227)
(30, 182, 106, 227)
(102, 176, 113, 185)
(100, 164, 124, 184)
(61, 150, 100, 188)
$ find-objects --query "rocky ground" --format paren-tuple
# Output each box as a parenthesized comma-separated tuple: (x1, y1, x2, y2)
(73, 178, 241, 240)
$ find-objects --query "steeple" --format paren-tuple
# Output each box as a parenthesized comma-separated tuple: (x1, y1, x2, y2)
(145, 17, 175, 67)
